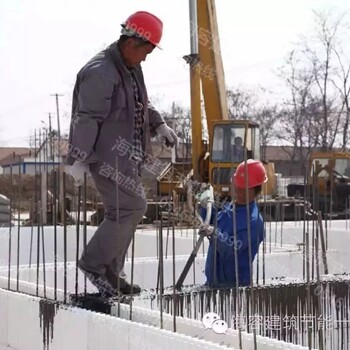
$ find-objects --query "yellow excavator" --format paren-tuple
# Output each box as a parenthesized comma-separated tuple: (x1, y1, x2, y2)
(287, 151, 350, 216)
(158, 0, 275, 207)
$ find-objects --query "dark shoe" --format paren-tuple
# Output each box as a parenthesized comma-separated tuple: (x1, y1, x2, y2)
(118, 279, 142, 295)
(109, 276, 141, 295)
(78, 263, 118, 298)
(105, 268, 141, 296)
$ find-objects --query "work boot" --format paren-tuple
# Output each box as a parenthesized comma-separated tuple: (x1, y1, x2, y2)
(106, 268, 141, 296)
(118, 279, 142, 296)
(78, 262, 118, 298)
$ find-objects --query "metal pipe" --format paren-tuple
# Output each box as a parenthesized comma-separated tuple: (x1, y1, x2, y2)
(189, 0, 198, 55)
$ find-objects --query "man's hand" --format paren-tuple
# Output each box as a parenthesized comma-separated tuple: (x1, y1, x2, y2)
(69, 161, 89, 186)
(198, 223, 215, 236)
(156, 124, 179, 148)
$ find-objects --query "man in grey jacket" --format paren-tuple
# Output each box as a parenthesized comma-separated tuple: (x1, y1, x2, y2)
(67, 11, 178, 296)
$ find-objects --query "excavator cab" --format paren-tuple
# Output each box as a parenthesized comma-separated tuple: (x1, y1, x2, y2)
(208, 120, 260, 196)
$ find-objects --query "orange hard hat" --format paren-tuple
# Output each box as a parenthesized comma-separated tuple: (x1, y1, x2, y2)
(233, 159, 268, 189)
(122, 11, 163, 48)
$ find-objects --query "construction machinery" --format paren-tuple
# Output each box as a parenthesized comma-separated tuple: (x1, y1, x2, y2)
(158, 0, 279, 214)
(288, 151, 350, 217)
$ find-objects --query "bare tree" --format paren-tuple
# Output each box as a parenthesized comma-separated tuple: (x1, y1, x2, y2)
(331, 45, 350, 149)
(302, 9, 348, 150)
(277, 9, 350, 162)
(278, 50, 317, 162)
(226, 87, 257, 120)
(255, 104, 281, 159)
(226, 86, 279, 158)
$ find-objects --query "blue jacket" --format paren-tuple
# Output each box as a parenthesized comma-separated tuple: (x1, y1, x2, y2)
(201, 201, 264, 288)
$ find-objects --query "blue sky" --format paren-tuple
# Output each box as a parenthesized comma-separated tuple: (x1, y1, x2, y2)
(0, 0, 349, 146)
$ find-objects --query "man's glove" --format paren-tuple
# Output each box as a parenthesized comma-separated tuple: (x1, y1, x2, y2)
(156, 124, 179, 148)
(69, 161, 89, 186)
(198, 223, 215, 236)
(197, 185, 214, 208)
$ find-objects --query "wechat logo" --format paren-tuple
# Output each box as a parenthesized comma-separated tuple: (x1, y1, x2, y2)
(202, 312, 228, 334)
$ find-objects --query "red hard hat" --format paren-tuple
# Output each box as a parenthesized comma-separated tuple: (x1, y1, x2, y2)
(122, 11, 163, 48)
(233, 159, 268, 189)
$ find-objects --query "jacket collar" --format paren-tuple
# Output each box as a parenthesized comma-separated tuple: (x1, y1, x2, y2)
(107, 41, 131, 75)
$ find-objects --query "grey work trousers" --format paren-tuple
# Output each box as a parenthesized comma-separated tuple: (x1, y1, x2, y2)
(79, 166, 147, 280)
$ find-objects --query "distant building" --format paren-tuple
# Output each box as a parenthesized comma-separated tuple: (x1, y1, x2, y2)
(0, 141, 315, 178)
(0, 148, 33, 175)
(263, 146, 310, 176)
(0, 137, 67, 175)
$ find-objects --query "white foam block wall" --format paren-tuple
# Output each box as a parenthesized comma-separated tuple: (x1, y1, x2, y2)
(0, 226, 209, 266)
(1, 221, 349, 276)
(0, 248, 341, 297)
(116, 303, 308, 350)
(0, 288, 232, 350)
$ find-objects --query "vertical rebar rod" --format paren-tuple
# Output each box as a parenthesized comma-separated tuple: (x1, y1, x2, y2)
(53, 170, 57, 300)
(116, 156, 121, 317)
(317, 211, 328, 274)
(7, 164, 13, 290)
(16, 154, 22, 291)
(213, 161, 222, 288)
(231, 178, 242, 349)
(29, 201, 34, 268)
(36, 175, 40, 297)
(243, 154, 257, 350)
(165, 169, 173, 261)
(39, 201, 47, 299)
(83, 172, 87, 295)
(262, 191, 267, 285)
(31, 129, 38, 269)
(191, 182, 196, 286)
(172, 190, 177, 332)
(306, 170, 312, 350)
(159, 202, 164, 329)
(129, 229, 136, 321)
(315, 220, 324, 350)
(75, 185, 81, 298)
(63, 171, 67, 303)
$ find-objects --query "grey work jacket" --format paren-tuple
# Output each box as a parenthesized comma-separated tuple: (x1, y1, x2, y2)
(67, 41, 164, 178)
